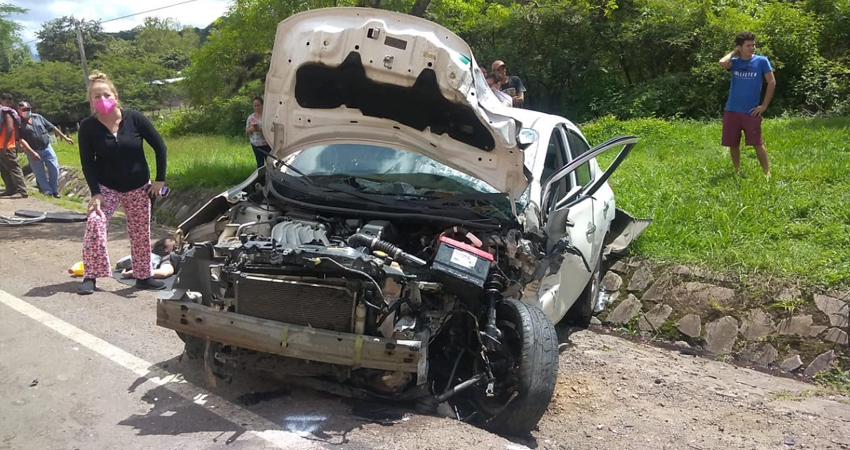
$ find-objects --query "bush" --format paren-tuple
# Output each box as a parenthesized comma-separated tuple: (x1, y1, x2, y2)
(157, 94, 253, 137)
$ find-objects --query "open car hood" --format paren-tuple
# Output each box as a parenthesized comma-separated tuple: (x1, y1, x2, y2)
(264, 8, 528, 198)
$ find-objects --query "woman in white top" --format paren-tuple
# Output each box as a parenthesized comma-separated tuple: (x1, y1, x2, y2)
(245, 97, 270, 168)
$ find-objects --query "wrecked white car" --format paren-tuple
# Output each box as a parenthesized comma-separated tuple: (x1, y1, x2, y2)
(157, 8, 646, 435)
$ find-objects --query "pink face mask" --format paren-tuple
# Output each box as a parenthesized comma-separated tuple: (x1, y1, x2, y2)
(93, 97, 117, 115)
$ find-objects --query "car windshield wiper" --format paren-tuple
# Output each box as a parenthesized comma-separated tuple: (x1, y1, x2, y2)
(252, 145, 317, 185)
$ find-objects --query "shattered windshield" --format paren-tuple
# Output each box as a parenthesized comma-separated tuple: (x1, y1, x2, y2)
(285, 143, 501, 196)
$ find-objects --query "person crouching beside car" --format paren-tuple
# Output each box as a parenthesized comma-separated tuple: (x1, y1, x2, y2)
(76, 71, 169, 295)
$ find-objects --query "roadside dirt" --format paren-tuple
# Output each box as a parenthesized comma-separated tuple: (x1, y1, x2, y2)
(1, 196, 848, 450)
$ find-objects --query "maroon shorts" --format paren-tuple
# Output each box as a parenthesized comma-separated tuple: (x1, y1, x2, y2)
(722, 111, 763, 147)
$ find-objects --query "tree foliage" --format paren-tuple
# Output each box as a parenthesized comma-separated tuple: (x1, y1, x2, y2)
(0, 3, 31, 72)
(182, 0, 850, 122)
(6, 0, 849, 131)
(36, 17, 112, 64)
(0, 61, 89, 123)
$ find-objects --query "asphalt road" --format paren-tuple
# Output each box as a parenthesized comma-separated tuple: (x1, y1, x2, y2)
(1, 196, 848, 450)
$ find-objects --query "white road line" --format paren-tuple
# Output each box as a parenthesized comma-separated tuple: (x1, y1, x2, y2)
(0, 289, 319, 449)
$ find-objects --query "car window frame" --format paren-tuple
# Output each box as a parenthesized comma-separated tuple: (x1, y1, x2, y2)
(561, 125, 593, 188)
(541, 126, 570, 209)
(540, 135, 639, 214)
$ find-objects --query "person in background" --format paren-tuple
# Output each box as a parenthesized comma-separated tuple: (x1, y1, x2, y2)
(486, 72, 513, 107)
(491, 60, 527, 108)
(18, 101, 74, 198)
(246, 96, 270, 169)
(0, 93, 39, 198)
(76, 71, 168, 295)
(718, 31, 775, 179)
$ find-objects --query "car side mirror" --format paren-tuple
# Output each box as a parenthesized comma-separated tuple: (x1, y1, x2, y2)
(516, 128, 538, 150)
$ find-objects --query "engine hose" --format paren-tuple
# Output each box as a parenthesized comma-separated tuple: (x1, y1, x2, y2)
(315, 257, 385, 310)
(348, 233, 427, 267)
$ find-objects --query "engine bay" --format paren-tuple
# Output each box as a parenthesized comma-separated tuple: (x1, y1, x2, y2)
(163, 174, 568, 434)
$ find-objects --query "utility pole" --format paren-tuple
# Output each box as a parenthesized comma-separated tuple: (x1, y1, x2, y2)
(75, 25, 89, 88)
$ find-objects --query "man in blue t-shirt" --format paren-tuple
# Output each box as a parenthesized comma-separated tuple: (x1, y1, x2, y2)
(718, 31, 776, 179)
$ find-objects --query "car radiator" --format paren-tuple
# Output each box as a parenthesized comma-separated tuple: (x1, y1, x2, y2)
(234, 275, 356, 333)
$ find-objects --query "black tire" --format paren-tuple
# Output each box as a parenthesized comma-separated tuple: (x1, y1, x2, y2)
(567, 246, 604, 323)
(480, 298, 559, 435)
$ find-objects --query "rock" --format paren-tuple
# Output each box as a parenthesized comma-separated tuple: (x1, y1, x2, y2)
(803, 350, 836, 378)
(704, 316, 739, 354)
(671, 282, 735, 305)
(778, 288, 802, 302)
(784, 436, 795, 446)
(778, 315, 814, 336)
(605, 294, 642, 325)
(739, 309, 775, 340)
(738, 343, 779, 366)
(627, 265, 653, 292)
(676, 314, 702, 339)
(642, 273, 671, 302)
(639, 304, 673, 332)
(672, 265, 694, 276)
(824, 328, 849, 346)
(589, 316, 602, 326)
(610, 260, 629, 274)
(814, 294, 849, 328)
(806, 326, 828, 337)
(673, 340, 690, 348)
(601, 271, 623, 292)
(779, 355, 803, 371)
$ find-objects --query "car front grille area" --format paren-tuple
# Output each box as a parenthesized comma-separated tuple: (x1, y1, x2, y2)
(234, 276, 356, 333)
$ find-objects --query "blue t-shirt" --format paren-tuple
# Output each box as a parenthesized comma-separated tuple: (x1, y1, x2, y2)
(725, 55, 773, 113)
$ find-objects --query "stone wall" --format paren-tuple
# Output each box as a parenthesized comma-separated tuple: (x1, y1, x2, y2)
(598, 257, 849, 378)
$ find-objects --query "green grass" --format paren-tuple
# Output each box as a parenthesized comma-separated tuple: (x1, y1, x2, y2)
(45, 116, 850, 286)
(50, 134, 258, 191)
(584, 116, 850, 287)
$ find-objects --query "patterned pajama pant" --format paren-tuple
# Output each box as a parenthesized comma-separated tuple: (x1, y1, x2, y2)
(83, 184, 153, 280)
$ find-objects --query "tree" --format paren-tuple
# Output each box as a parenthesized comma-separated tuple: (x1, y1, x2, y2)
(0, 3, 30, 72)
(36, 16, 112, 64)
(132, 17, 199, 70)
(90, 55, 175, 112)
(0, 61, 90, 124)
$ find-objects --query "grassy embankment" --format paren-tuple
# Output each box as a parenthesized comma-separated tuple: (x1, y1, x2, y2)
(43, 116, 849, 287)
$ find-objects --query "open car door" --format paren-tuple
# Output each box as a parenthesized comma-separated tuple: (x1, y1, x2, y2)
(537, 136, 639, 323)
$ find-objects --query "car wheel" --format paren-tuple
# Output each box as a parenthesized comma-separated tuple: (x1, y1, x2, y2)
(567, 245, 604, 324)
(476, 298, 558, 435)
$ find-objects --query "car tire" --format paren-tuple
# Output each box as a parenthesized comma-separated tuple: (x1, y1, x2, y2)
(567, 245, 604, 324)
(480, 298, 559, 436)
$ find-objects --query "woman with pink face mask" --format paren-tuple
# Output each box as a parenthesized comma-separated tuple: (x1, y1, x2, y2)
(76, 71, 168, 295)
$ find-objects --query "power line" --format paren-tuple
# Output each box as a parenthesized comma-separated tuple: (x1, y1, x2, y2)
(21, 0, 204, 45)
(100, 0, 202, 24)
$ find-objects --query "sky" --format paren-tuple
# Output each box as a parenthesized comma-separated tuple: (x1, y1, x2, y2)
(11, 0, 231, 49)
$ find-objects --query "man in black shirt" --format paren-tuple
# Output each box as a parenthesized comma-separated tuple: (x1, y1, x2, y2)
(491, 60, 527, 108)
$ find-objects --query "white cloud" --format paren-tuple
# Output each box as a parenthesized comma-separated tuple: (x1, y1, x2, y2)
(13, 0, 230, 45)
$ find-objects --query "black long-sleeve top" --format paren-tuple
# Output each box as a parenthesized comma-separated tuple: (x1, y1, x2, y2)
(78, 109, 167, 195)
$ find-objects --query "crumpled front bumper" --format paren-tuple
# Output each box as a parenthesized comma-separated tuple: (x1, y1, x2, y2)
(156, 293, 424, 374)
